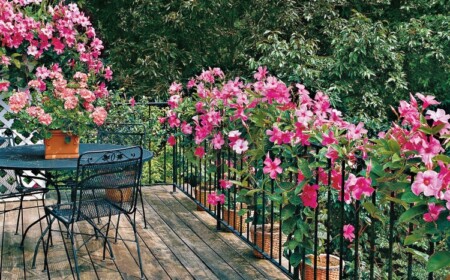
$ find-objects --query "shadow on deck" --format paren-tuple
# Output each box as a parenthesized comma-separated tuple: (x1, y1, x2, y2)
(0, 185, 289, 279)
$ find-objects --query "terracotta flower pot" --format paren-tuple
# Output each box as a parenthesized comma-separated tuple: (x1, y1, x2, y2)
(44, 130, 80, 159)
(249, 223, 287, 259)
(222, 206, 248, 233)
(105, 188, 132, 203)
(301, 254, 341, 280)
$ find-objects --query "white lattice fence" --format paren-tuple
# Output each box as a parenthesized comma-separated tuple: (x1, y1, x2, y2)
(0, 94, 45, 200)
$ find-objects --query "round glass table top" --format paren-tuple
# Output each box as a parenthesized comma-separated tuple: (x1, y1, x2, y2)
(0, 143, 153, 171)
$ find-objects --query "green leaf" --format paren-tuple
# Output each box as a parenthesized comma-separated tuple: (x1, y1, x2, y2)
(298, 158, 312, 178)
(398, 205, 427, 223)
(433, 154, 450, 164)
(404, 233, 423, 246)
(362, 202, 385, 224)
(288, 194, 301, 206)
(245, 189, 261, 197)
(385, 182, 411, 192)
(388, 139, 401, 154)
(290, 252, 302, 267)
(281, 204, 296, 221)
(427, 251, 450, 272)
(404, 248, 429, 263)
(401, 191, 422, 203)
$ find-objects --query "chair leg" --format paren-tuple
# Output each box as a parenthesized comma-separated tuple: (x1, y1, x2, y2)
(103, 212, 112, 260)
(68, 227, 81, 280)
(114, 213, 121, 243)
(124, 213, 144, 279)
(15, 195, 24, 235)
(85, 217, 114, 260)
(42, 217, 54, 272)
(32, 216, 54, 269)
(138, 186, 147, 229)
(21, 214, 48, 248)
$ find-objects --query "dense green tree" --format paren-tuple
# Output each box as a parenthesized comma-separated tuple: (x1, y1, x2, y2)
(84, 0, 450, 131)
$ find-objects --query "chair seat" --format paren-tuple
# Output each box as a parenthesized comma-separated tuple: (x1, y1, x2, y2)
(45, 199, 122, 225)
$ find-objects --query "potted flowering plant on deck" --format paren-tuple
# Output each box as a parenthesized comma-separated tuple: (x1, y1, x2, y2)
(1, 1, 112, 157)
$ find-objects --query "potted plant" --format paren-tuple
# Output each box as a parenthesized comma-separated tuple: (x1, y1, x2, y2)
(244, 190, 286, 259)
(2, 1, 113, 158)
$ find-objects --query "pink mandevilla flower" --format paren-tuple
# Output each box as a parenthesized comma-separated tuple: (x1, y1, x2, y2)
(232, 138, 248, 154)
(343, 224, 355, 242)
(194, 146, 205, 158)
(263, 153, 282, 179)
(219, 179, 232, 189)
(168, 135, 176, 146)
(423, 203, 445, 222)
(207, 192, 225, 206)
(300, 184, 318, 209)
(212, 133, 225, 150)
(411, 170, 442, 198)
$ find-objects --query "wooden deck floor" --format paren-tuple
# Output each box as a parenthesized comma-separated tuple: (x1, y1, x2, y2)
(0, 185, 289, 280)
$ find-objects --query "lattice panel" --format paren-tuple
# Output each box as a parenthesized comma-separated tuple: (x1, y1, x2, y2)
(0, 95, 45, 199)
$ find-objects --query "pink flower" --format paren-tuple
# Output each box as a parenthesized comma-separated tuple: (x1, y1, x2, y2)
(325, 146, 339, 164)
(206, 192, 225, 206)
(253, 66, 268, 81)
(0, 81, 10, 91)
(169, 82, 182, 95)
(194, 146, 205, 158)
(104, 66, 113, 81)
(26, 106, 44, 118)
(263, 153, 283, 179)
(64, 95, 78, 110)
(411, 170, 442, 198)
(9, 91, 29, 113)
(228, 130, 241, 145)
(129, 97, 136, 107)
(343, 224, 355, 242)
(219, 179, 232, 189)
(232, 138, 248, 154)
(38, 113, 52, 125)
(181, 122, 193, 135)
(426, 109, 450, 125)
(212, 133, 225, 150)
(321, 130, 338, 146)
(168, 135, 176, 146)
(418, 136, 443, 168)
(300, 184, 318, 208)
(423, 203, 445, 222)
(351, 177, 374, 201)
(346, 122, 367, 141)
(91, 107, 107, 126)
(416, 93, 440, 109)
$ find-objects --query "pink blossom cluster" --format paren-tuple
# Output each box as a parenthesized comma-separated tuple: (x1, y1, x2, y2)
(2, 0, 111, 133)
(381, 93, 450, 222)
(206, 192, 225, 206)
(164, 67, 372, 211)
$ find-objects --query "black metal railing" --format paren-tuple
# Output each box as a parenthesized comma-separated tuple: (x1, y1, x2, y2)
(138, 102, 440, 280)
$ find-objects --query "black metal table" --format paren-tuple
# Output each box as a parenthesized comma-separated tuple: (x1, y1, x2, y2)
(0, 143, 153, 248)
(0, 143, 153, 171)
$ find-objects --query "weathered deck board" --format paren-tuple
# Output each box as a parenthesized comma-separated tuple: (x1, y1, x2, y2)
(0, 185, 289, 280)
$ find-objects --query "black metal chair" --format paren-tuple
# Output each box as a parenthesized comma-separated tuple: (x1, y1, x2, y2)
(97, 123, 148, 235)
(36, 146, 144, 280)
(0, 127, 48, 235)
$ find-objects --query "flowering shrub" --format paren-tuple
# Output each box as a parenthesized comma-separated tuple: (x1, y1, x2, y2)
(164, 66, 450, 273)
(369, 93, 450, 271)
(1, 0, 112, 138)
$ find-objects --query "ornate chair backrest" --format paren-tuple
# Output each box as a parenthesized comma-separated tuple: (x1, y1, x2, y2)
(0, 128, 19, 195)
(73, 146, 143, 222)
(97, 123, 146, 147)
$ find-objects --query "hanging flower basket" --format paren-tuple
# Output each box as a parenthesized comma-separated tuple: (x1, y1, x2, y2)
(44, 130, 79, 159)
